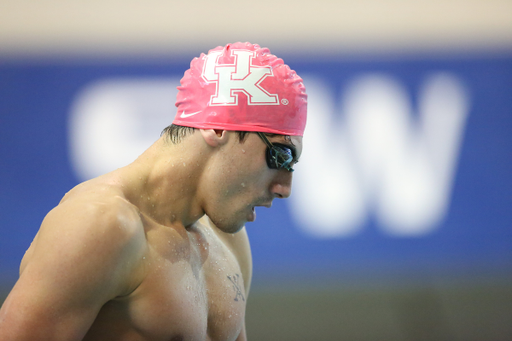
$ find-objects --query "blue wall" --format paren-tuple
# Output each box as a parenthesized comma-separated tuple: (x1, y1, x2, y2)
(1, 53, 511, 287)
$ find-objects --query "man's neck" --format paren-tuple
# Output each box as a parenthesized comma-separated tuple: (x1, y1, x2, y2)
(118, 135, 208, 228)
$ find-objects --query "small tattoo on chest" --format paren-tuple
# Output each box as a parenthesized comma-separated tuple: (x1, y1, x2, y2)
(227, 274, 245, 302)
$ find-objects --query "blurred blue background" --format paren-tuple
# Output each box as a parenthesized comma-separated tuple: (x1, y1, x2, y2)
(1, 1, 512, 340)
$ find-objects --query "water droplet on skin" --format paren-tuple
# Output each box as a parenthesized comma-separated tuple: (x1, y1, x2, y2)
(241, 183, 245, 187)
(183, 162, 186, 167)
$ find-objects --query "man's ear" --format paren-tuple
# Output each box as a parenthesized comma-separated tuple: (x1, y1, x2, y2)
(201, 129, 230, 147)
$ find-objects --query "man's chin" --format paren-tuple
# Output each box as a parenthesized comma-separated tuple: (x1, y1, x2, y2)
(209, 218, 246, 234)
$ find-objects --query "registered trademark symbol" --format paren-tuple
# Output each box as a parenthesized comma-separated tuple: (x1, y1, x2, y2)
(281, 99, 289, 105)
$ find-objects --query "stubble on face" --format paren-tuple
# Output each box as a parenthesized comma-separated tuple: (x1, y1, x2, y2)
(207, 133, 275, 233)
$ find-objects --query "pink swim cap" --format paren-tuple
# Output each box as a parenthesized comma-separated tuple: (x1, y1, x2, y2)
(173, 42, 307, 136)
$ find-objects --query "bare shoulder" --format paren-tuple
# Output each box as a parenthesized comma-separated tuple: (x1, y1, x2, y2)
(22, 182, 148, 296)
(0, 182, 149, 339)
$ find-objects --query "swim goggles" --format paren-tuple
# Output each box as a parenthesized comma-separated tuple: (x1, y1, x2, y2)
(256, 132, 296, 172)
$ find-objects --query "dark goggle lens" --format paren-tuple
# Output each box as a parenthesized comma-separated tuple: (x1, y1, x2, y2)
(266, 143, 294, 172)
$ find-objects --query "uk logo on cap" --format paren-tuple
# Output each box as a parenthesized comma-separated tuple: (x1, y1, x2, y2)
(202, 49, 279, 106)
(174, 42, 308, 136)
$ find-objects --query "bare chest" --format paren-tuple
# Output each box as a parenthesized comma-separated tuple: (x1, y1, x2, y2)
(85, 226, 247, 341)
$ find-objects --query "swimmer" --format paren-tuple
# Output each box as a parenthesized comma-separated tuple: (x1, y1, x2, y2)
(0, 42, 307, 341)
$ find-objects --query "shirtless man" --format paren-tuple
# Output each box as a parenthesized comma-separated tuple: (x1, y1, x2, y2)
(0, 42, 307, 340)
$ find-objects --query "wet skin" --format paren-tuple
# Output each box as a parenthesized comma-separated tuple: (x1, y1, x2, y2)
(81, 214, 250, 340)
(0, 131, 302, 340)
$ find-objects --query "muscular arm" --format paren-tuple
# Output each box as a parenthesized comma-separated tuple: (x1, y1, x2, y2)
(0, 196, 147, 341)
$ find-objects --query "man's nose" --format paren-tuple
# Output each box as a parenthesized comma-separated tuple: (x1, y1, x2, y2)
(270, 171, 293, 199)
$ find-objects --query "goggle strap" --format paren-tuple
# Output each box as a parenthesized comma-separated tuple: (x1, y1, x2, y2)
(257, 132, 274, 149)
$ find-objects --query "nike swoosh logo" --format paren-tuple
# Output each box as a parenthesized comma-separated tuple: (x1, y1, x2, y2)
(180, 110, 201, 118)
